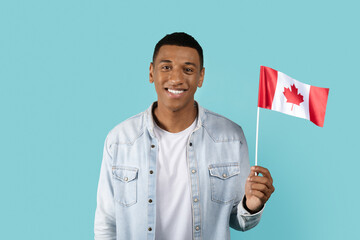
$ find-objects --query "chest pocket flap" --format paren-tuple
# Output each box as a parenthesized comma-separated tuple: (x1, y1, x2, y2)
(209, 163, 240, 180)
(113, 167, 138, 183)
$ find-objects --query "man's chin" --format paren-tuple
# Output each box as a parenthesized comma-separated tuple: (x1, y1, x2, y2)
(157, 98, 195, 113)
(163, 102, 187, 113)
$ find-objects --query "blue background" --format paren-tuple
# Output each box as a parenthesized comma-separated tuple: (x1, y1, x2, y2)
(1, 0, 358, 239)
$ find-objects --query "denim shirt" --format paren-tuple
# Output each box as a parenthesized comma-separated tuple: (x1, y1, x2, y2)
(94, 102, 264, 240)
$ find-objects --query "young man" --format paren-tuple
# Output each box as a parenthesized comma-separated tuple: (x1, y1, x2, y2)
(94, 32, 275, 240)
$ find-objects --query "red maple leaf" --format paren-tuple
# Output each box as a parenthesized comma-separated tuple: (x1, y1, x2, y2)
(283, 84, 304, 111)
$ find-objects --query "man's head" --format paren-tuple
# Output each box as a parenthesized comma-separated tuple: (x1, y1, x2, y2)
(149, 32, 205, 113)
(152, 32, 204, 70)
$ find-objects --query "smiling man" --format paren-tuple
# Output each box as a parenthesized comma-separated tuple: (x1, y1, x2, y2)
(94, 32, 275, 240)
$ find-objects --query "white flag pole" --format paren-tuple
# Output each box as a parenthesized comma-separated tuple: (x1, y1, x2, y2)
(255, 107, 260, 166)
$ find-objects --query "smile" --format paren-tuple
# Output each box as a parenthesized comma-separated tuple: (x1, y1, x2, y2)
(167, 89, 185, 95)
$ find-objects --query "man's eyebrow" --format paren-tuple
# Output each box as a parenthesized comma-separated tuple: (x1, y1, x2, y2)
(159, 60, 172, 63)
(185, 62, 197, 67)
(158, 60, 197, 67)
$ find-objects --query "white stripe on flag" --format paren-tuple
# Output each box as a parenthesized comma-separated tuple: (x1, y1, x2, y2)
(271, 71, 310, 120)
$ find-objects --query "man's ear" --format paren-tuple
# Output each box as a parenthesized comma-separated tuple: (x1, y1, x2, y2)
(197, 67, 205, 88)
(149, 62, 154, 84)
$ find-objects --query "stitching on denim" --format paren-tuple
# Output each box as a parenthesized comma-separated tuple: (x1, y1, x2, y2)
(112, 176, 138, 207)
(112, 168, 138, 182)
(117, 129, 145, 145)
(208, 162, 240, 167)
(202, 124, 242, 143)
(193, 139, 202, 240)
(208, 164, 239, 204)
(209, 175, 235, 204)
(208, 162, 240, 172)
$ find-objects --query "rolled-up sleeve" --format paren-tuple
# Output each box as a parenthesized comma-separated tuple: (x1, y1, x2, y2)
(94, 136, 116, 240)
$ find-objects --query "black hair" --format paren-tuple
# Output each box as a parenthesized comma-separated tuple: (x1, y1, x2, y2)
(152, 32, 204, 69)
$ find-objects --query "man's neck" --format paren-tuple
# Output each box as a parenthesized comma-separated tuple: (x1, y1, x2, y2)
(152, 101, 198, 133)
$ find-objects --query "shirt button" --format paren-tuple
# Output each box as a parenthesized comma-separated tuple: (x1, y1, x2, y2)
(189, 142, 193, 146)
(194, 198, 198, 202)
(151, 144, 155, 148)
(148, 199, 152, 203)
(148, 227, 152, 231)
(195, 226, 200, 231)
(222, 173, 227, 178)
(191, 169, 196, 174)
(124, 177, 128, 181)
(149, 170, 154, 174)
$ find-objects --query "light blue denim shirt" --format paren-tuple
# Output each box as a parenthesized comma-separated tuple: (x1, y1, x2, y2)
(94, 102, 264, 240)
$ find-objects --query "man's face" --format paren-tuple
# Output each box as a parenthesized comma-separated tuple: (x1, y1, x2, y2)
(149, 45, 205, 112)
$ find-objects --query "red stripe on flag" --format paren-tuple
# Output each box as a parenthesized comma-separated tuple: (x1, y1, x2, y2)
(258, 66, 278, 109)
(309, 86, 329, 127)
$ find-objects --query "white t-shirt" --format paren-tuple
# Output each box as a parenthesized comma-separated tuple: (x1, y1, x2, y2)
(154, 118, 197, 240)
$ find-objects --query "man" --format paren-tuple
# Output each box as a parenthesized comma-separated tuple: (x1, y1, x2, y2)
(94, 32, 275, 240)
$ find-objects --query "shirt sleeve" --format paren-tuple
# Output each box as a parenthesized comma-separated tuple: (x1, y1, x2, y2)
(94, 136, 116, 240)
(229, 195, 264, 231)
(229, 127, 264, 231)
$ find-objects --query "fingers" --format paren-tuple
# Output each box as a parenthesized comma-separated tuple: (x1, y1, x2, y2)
(250, 183, 269, 192)
(247, 166, 275, 200)
(248, 176, 272, 189)
(250, 183, 275, 199)
(251, 166, 273, 182)
(249, 190, 267, 203)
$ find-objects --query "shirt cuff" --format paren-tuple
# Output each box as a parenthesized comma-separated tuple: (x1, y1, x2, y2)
(237, 195, 265, 216)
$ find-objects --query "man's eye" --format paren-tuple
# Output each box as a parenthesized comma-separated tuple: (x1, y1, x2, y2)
(162, 66, 171, 70)
(185, 68, 193, 72)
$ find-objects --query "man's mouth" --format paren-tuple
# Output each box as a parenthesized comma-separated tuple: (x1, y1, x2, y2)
(166, 88, 185, 95)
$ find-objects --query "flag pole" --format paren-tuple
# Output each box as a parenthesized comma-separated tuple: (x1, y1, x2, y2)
(255, 107, 260, 166)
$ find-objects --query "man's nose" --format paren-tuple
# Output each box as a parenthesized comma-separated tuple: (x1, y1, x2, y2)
(168, 68, 184, 85)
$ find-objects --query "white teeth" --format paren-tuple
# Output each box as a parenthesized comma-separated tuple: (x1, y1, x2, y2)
(167, 89, 184, 94)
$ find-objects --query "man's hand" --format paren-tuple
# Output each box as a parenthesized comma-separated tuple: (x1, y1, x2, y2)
(244, 166, 275, 213)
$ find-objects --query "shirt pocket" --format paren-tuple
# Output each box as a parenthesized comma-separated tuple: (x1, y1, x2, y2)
(208, 163, 240, 204)
(112, 166, 139, 207)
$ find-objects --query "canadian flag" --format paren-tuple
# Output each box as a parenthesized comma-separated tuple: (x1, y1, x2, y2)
(258, 66, 329, 127)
